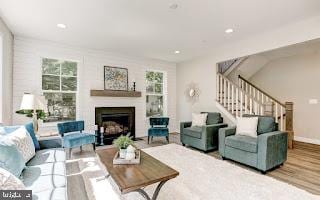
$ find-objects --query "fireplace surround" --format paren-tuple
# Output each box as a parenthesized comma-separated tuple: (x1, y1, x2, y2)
(95, 107, 135, 145)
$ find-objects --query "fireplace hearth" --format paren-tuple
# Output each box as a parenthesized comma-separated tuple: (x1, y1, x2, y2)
(95, 107, 135, 145)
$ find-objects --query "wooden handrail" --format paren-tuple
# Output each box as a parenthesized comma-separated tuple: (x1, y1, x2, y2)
(238, 75, 285, 107)
(217, 73, 264, 107)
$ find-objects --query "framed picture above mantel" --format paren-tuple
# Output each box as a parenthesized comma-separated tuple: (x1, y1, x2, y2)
(104, 66, 128, 91)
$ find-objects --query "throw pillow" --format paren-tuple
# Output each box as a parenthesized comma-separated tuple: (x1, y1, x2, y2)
(236, 117, 259, 138)
(0, 167, 26, 189)
(25, 123, 40, 150)
(192, 113, 208, 127)
(7, 127, 36, 163)
(0, 137, 26, 177)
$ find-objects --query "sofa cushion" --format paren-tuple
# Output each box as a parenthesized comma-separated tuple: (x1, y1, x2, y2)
(0, 137, 25, 177)
(183, 127, 202, 139)
(27, 148, 66, 166)
(243, 114, 277, 134)
(202, 112, 222, 125)
(22, 148, 66, 200)
(225, 135, 258, 153)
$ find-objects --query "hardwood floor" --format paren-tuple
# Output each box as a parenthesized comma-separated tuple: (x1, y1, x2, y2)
(135, 133, 320, 195)
(67, 133, 320, 199)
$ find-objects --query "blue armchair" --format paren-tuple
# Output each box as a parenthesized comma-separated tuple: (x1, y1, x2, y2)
(148, 117, 169, 144)
(57, 120, 95, 158)
(219, 115, 288, 173)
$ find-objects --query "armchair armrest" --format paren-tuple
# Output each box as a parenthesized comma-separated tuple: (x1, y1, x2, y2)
(180, 121, 192, 133)
(257, 131, 288, 171)
(218, 126, 236, 156)
(202, 123, 228, 148)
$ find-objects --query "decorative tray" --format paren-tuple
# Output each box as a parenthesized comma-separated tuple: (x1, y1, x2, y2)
(113, 150, 141, 165)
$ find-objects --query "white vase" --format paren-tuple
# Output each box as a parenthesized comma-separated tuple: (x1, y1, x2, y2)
(119, 148, 127, 159)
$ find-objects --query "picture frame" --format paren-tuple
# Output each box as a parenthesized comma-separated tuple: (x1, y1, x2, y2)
(104, 66, 128, 91)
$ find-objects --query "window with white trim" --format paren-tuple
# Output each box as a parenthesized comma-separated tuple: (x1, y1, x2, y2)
(146, 71, 166, 117)
(42, 58, 77, 122)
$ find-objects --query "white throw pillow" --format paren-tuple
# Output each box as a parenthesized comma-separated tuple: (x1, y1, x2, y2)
(236, 117, 259, 138)
(0, 167, 26, 190)
(7, 127, 35, 163)
(192, 113, 208, 127)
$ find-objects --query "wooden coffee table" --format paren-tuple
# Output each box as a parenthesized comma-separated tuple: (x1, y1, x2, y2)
(97, 148, 179, 200)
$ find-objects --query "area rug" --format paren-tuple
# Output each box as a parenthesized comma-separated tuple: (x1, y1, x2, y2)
(77, 144, 319, 200)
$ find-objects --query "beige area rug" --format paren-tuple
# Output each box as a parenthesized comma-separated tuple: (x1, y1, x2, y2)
(76, 144, 319, 200)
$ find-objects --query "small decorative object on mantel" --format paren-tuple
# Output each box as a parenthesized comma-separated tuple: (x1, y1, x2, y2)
(185, 82, 201, 104)
(113, 134, 140, 164)
(104, 66, 128, 91)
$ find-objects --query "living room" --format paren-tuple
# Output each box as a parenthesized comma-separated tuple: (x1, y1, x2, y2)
(1, 1, 320, 200)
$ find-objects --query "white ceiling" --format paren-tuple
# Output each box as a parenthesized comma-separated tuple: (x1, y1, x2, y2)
(1, 0, 320, 62)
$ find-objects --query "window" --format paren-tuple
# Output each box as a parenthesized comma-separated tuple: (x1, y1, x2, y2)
(146, 71, 166, 117)
(42, 58, 77, 122)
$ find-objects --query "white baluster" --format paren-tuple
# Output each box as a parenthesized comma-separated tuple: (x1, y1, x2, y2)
(227, 81, 231, 111)
(236, 88, 239, 117)
(224, 78, 227, 107)
(219, 74, 223, 104)
(216, 74, 219, 101)
(245, 94, 248, 114)
(240, 91, 243, 116)
(280, 106, 284, 131)
(231, 85, 234, 114)
(249, 98, 253, 114)
(275, 103, 278, 123)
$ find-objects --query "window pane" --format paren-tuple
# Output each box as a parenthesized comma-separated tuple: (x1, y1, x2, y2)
(42, 75, 60, 90)
(43, 92, 76, 122)
(146, 82, 154, 93)
(146, 71, 163, 84)
(42, 58, 60, 75)
(154, 83, 163, 94)
(146, 71, 154, 82)
(62, 77, 77, 91)
(154, 72, 163, 84)
(61, 61, 77, 76)
(146, 95, 163, 117)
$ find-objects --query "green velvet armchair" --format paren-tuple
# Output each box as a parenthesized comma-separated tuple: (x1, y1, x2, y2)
(180, 112, 227, 152)
(219, 115, 288, 173)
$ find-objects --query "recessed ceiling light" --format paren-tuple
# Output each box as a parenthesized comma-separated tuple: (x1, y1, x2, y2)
(169, 3, 178, 9)
(57, 23, 67, 29)
(174, 50, 180, 54)
(225, 28, 233, 34)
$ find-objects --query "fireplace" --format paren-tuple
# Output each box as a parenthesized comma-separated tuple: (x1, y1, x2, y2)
(95, 107, 135, 145)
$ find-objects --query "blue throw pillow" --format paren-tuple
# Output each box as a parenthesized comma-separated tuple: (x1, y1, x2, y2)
(0, 137, 26, 177)
(0, 124, 40, 150)
(25, 123, 40, 150)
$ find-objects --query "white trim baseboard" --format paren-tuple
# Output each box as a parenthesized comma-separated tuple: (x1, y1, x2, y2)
(294, 136, 320, 145)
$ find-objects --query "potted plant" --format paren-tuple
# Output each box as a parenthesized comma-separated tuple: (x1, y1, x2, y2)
(113, 135, 134, 159)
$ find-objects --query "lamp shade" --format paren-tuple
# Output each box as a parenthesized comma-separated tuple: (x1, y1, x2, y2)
(20, 93, 47, 111)
(20, 93, 36, 110)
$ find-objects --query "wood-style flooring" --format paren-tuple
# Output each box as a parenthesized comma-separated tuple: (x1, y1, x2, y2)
(66, 133, 320, 200)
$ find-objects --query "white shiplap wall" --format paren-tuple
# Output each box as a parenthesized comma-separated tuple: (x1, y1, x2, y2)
(13, 37, 177, 137)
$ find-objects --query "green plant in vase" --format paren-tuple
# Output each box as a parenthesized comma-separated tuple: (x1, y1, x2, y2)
(113, 135, 134, 159)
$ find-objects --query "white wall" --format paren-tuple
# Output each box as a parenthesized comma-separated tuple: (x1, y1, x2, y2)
(177, 15, 320, 138)
(13, 37, 177, 137)
(249, 52, 320, 143)
(0, 18, 13, 125)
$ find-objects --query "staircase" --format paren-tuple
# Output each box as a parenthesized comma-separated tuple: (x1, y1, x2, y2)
(216, 73, 294, 148)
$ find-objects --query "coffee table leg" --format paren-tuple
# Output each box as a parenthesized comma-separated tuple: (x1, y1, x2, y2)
(135, 180, 168, 200)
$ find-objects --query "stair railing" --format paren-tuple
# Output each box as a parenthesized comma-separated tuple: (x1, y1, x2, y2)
(216, 73, 265, 118)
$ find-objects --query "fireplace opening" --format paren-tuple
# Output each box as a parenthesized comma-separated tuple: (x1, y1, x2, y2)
(101, 113, 129, 135)
(95, 107, 135, 145)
